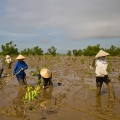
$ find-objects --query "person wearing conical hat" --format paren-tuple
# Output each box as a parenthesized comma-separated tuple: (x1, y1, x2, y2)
(39, 68, 53, 89)
(13, 54, 28, 85)
(92, 50, 114, 100)
(5, 55, 12, 69)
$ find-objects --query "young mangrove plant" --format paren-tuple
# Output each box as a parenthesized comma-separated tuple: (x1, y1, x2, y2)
(42, 64, 49, 69)
(81, 58, 84, 65)
(107, 61, 113, 73)
(22, 85, 41, 103)
(85, 65, 93, 76)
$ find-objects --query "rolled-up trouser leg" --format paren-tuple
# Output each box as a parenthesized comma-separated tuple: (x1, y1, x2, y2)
(108, 82, 114, 100)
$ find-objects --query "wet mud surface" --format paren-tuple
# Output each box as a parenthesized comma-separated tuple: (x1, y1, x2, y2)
(0, 55, 120, 120)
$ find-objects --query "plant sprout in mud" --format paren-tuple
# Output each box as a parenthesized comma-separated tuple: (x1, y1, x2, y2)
(22, 85, 40, 103)
(72, 57, 76, 62)
(85, 65, 93, 76)
(81, 58, 84, 65)
(107, 61, 113, 73)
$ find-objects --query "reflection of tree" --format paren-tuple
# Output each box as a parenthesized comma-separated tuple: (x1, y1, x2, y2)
(96, 97, 114, 115)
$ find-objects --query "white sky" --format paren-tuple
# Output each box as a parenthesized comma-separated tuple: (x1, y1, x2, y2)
(0, 0, 120, 53)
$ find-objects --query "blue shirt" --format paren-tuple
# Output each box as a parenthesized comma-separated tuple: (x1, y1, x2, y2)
(13, 61, 28, 77)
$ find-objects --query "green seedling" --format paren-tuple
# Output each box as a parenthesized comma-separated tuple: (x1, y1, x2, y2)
(90, 86, 94, 91)
(22, 85, 41, 103)
(81, 58, 84, 65)
(107, 61, 112, 73)
(42, 64, 49, 69)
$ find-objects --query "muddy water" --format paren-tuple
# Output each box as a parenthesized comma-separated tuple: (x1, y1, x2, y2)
(0, 56, 120, 120)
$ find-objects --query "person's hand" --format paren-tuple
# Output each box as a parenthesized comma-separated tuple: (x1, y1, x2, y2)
(20, 68, 24, 71)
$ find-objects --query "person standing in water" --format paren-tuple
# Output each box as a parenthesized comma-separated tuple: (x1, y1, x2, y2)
(5, 55, 12, 69)
(91, 50, 115, 100)
(13, 54, 28, 85)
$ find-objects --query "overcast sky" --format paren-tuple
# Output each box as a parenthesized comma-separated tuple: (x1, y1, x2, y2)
(0, 0, 120, 53)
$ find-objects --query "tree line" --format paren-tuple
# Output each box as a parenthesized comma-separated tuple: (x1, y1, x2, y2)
(0, 41, 120, 56)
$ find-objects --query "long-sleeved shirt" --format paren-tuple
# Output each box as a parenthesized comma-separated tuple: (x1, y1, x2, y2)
(13, 61, 28, 77)
(95, 57, 108, 77)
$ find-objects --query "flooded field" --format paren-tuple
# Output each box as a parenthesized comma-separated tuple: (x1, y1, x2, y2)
(0, 55, 120, 120)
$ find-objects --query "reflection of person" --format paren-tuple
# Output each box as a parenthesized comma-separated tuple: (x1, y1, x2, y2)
(5, 55, 12, 69)
(39, 68, 53, 89)
(42, 86, 53, 99)
(13, 87, 27, 105)
(96, 96, 114, 115)
(91, 50, 114, 100)
(13, 54, 28, 85)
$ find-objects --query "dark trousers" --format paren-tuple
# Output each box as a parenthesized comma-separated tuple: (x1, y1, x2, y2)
(0, 68, 4, 78)
(96, 75, 114, 100)
(42, 77, 53, 87)
(17, 76, 27, 85)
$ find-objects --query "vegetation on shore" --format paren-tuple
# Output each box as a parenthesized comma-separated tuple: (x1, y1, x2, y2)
(0, 41, 120, 56)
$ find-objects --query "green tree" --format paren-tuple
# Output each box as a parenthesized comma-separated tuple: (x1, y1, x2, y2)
(67, 50, 72, 56)
(73, 49, 78, 56)
(1, 41, 19, 55)
(21, 46, 43, 56)
(83, 44, 100, 56)
(47, 46, 57, 56)
(72, 49, 83, 56)
(33, 46, 43, 55)
(21, 48, 29, 56)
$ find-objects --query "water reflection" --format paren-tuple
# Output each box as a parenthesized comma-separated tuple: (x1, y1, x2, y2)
(96, 96, 114, 115)
(41, 86, 53, 99)
(13, 87, 27, 105)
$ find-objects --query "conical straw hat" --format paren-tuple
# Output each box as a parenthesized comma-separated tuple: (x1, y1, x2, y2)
(6, 55, 11, 59)
(95, 50, 110, 58)
(40, 68, 51, 78)
(16, 54, 26, 60)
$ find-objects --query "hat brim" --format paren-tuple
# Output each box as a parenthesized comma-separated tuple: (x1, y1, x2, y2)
(95, 50, 110, 58)
(40, 68, 51, 78)
(16, 55, 26, 60)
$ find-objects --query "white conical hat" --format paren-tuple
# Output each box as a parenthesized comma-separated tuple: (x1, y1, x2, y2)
(95, 50, 110, 58)
(16, 54, 26, 60)
(40, 68, 51, 78)
(6, 55, 11, 59)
